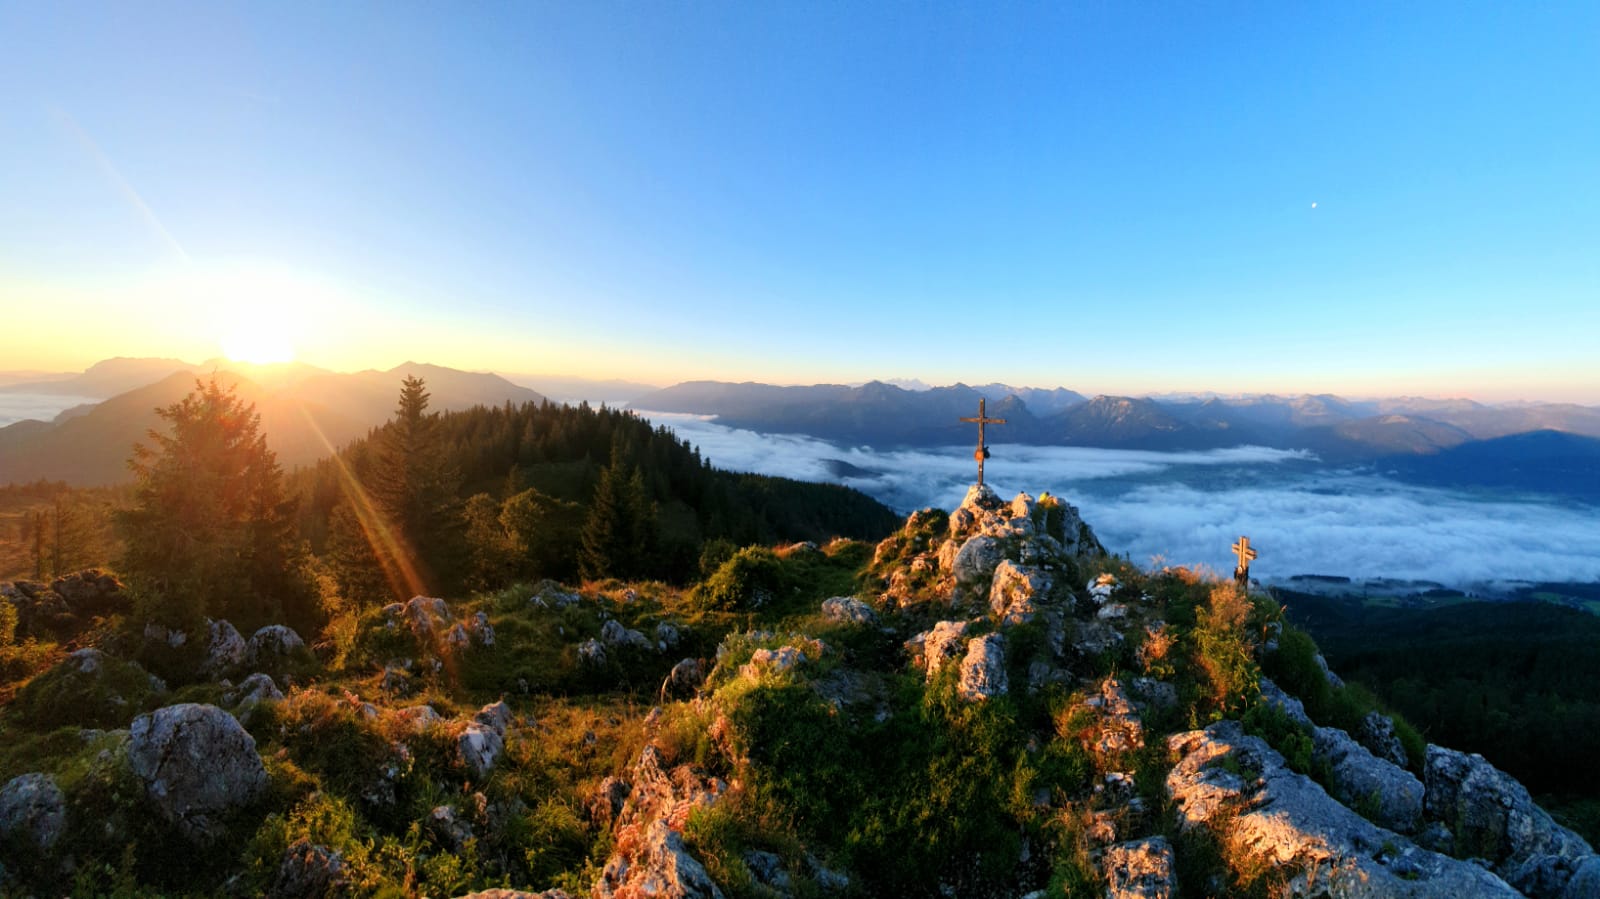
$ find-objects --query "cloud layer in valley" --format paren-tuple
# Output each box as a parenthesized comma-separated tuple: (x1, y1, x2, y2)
(0, 394, 99, 428)
(641, 411, 1600, 588)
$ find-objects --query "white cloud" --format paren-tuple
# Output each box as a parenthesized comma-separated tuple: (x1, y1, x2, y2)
(638, 410, 1600, 587)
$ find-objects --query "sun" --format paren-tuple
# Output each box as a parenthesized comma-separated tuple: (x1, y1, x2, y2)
(220, 314, 297, 364)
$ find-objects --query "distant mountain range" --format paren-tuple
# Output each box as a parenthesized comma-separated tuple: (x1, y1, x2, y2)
(0, 360, 543, 486)
(633, 380, 1600, 502)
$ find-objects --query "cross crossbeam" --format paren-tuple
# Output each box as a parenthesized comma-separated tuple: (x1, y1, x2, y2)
(959, 398, 1007, 488)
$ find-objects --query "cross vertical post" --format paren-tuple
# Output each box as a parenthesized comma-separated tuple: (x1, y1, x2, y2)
(959, 398, 1007, 488)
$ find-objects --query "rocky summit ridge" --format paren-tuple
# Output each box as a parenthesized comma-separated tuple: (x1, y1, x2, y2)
(0, 487, 1596, 896)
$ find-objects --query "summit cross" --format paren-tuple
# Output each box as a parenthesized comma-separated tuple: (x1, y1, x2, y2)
(1232, 536, 1258, 592)
(959, 398, 1007, 488)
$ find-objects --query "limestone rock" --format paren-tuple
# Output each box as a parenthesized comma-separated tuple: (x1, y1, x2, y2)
(1100, 836, 1175, 899)
(0, 773, 66, 851)
(269, 839, 348, 899)
(202, 618, 247, 677)
(470, 610, 495, 647)
(1258, 676, 1313, 729)
(1313, 724, 1424, 833)
(247, 625, 306, 665)
(743, 849, 792, 893)
(1425, 744, 1594, 894)
(820, 596, 877, 625)
(458, 722, 504, 778)
(910, 619, 973, 676)
(51, 569, 127, 617)
(1359, 711, 1409, 768)
(430, 804, 475, 851)
(655, 621, 683, 651)
(957, 633, 1007, 701)
(740, 646, 806, 679)
(394, 704, 443, 733)
(951, 535, 1005, 591)
(474, 700, 512, 738)
(126, 703, 268, 844)
(1088, 573, 1118, 605)
(579, 639, 607, 667)
(231, 672, 283, 725)
(1085, 678, 1145, 758)
(595, 744, 729, 899)
(597, 819, 725, 898)
(989, 560, 1049, 624)
(1167, 721, 1519, 897)
(455, 890, 573, 899)
(662, 658, 705, 700)
(601, 618, 651, 650)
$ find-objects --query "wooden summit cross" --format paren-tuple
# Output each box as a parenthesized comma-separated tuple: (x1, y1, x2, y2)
(960, 398, 1006, 488)
(1232, 536, 1258, 592)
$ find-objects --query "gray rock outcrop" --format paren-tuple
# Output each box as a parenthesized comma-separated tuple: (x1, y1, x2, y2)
(820, 596, 877, 625)
(1100, 836, 1176, 899)
(957, 633, 1007, 701)
(1425, 744, 1596, 896)
(1167, 721, 1519, 897)
(126, 702, 268, 844)
(202, 618, 247, 677)
(247, 624, 306, 665)
(1312, 724, 1424, 833)
(0, 773, 66, 851)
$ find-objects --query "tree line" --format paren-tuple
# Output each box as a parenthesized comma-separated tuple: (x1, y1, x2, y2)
(105, 376, 899, 639)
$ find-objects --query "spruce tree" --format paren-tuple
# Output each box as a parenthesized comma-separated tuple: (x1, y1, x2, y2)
(364, 376, 464, 595)
(579, 440, 657, 580)
(118, 376, 316, 633)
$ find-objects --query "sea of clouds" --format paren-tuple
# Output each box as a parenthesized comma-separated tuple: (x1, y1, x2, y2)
(0, 394, 99, 428)
(640, 411, 1600, 588)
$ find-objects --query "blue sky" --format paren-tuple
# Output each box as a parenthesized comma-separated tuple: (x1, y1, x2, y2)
(2, 2, 1596, 401)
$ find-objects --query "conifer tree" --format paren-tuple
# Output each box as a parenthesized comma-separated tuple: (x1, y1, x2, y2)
(366, 376, 464, 594)
(580, 440, 657, 580)
(118, 376, 316, 633)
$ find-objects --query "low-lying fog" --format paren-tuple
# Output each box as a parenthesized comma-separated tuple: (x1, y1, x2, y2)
(641, 411, 1600, 589)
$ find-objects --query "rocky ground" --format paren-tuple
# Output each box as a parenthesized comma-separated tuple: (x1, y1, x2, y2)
(1, 486, 1596, 897)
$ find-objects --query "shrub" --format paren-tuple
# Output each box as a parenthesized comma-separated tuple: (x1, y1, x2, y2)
(691, 547, 784, 612)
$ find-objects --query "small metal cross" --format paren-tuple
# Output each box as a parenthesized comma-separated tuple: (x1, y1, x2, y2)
(1232, 536, 1258, 591)
(959, 398, 1007, 488)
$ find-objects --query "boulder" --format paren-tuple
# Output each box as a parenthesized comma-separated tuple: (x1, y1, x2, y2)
(51, 569, 127, 617)
(1167, 721, 1519, 897)
(1359, 711, 1409, 768)
(430, 804, 475, 852)
(951, 536, 1005, 590)
(1258, 676, 1313, 729)
(578, 639, 607, 667)
(474, 700, 513, 738)
(655, 622, 683, 651)
(0, 773, 66, 851)
(126, 703, 268, 844)
(740, 646, 806, 680)
(1084, 678, 1144, 758)
(455, 891, 573, 899)
(989, 560, 1049, 624)
(394, 705, 443, 733)
(458, 723, 504, 778)
(269, 838, 348, 899)
(1088, 573, 1118, 605)
(202, 619, 248, 677)
(600, 619, 651, 650)
(471, 610, 495, 647)
(247, 625, 306, 665)
(820, 596, 877, 626)
(1425, 744, 1594, 894)
(596, 819, 725, 898)
(910, 619, 973, 677)
(1312, 724, 1424, 833)
(231, 672, 283, 725)
(661, 658, 705, 700)
(743, 849, 792, 892)
(1099, 836, 1176, 899)
(957, 633, 1007, 702)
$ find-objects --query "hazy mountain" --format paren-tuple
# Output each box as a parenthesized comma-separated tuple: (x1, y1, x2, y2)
(1384, 430, 1600, 502)
(0, 357, 195, 398)
(1045, 395, 1211, 449)
(501, 373, 661, 404)
(627, 379, 1600, 503)
(636, 380, 1054, 446)
(0, 362, 544, 486)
